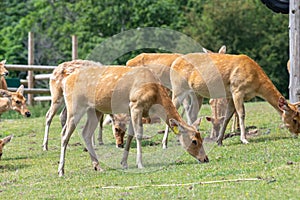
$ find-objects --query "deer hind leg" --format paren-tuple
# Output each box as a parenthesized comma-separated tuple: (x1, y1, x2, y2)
(217, 99, 236, 146)
(58, 106, 85, 177)
(43, 98, 63, 151)
(131, 107, 144, 169)
(121, 118, 134, 169)
(82, 109, 103, 172)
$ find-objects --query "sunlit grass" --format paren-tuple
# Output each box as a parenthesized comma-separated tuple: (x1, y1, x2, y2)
(0, 102, 299, 199)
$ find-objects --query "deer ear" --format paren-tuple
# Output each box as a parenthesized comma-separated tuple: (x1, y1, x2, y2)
(0, 89, 11, 97)
(192, 117, 202, 130)
(16, 85, 24, 95)
(2, 135, 13, 145)
(218, 45, 226, 54)
(202, 47, 212, 53)
(0, 60, 6, 65)
(278, 96, 289, 112)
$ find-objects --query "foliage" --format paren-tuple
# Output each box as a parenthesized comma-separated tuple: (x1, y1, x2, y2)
(0, 0, 290, 96)
(0, 102, 299, 199)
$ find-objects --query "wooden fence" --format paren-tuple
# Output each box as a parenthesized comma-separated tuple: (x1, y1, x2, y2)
(4, 32, 78, 105)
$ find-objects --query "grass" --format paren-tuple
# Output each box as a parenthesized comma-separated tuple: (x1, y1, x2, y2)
(0, 102, 299, 199)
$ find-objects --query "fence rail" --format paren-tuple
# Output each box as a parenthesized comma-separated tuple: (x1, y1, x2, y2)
(4, 32, 78, 105)
(5, 64, 56, 71)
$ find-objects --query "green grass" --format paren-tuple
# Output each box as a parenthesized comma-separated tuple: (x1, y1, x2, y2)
(0, 102, 299, 199)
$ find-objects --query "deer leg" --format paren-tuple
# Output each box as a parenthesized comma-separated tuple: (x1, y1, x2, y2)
(217, 99, 236, 146)
(58, 107, 85, 177)
(130, 107, 144, 169)
(97, 114, 104, 145)
(187, 95, 203, 125)
(232, 95, 247, 144)
(43, 99, 63, 151)
(121, 118, 134, 169)
(82, 109, 103, 171)
(162, 125, 169, 149)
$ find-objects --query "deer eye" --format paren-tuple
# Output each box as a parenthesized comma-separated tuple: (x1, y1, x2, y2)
(16, 100, 21, 104)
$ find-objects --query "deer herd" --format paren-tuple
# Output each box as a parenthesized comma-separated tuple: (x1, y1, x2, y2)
(0, 46, 300, 177)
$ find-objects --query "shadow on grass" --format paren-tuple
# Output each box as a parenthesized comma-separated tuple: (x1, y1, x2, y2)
(223, 134, 293, 147)
(0, 163, 29, 171)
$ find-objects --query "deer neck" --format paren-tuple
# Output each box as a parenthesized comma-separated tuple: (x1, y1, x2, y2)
(258, 78, 283, 115)
(157, 86, 186, 127)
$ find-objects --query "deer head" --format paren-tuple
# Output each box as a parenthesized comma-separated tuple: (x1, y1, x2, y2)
(111, 114, 129, 148)
(169, 118, 209, 163)
(0, 135, 13, 160)
(0, 60, 9, 76)
(278, 96, 300, 134)
(11, 85, 31, 117)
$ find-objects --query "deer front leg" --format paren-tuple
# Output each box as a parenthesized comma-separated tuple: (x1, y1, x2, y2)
(121, 119, 134, 169)
(232, 95, 247, 144)
(58, 118, 76, 177)
(58, 107, 85, 177)
(186, 95, 203, 125)
(217, 99, 236, 146)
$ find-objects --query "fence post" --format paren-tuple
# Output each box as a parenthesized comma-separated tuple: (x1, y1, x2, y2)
(289, 0, 300, 103)
(27, 32, 34, 105)
(72, 35, 78, 60)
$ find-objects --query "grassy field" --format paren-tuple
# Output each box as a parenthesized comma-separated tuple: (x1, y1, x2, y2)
(0, 102, 299, 199)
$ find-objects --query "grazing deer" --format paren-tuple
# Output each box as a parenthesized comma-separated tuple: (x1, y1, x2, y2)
(170, 53, 300, 145)
(0, 60, 8, 90)
(0, 85, 31, 117)
(57, 63, 208, 176)
(43, 60, 126, 151)
(0, 135, 13, 160)
(127, 53, 204, 149)
(202, 46, 239, 138)
(108, 113, 129, 148)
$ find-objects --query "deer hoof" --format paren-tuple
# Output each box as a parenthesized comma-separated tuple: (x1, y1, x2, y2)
(121, 161, 128, 169)
(241, 139, 249, 144)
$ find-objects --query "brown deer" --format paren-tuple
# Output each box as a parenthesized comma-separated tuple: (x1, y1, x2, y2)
(0, 85, 31, 117)
(0, 60, 9, 90)
(202, 46, 240, 138)
(57, 63, 208, 176)
(0, 135, 13, 160)
(170, 53, 300, 145)
(43, 60, 126, 150)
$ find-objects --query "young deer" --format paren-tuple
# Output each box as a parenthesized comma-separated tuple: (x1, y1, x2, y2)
(0, 135, 13, 160)
(170, 53, 300, 145)
(0, 60, 9, 90)
(57, 63, 208, 176)
(43, 60, 126, 150)
(0, 85, 31, 117)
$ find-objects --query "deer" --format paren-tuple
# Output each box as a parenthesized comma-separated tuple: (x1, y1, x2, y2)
(0, 135, 13, 160)
(0, 85, 31, 117)
(57, 63, 208, 176)
(170, 53, 300, 146)
(43, 60, 127, 151)
(202, 46, 239, 138)
(126, 53, 204, 149)
(0, 60, 8, 90)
